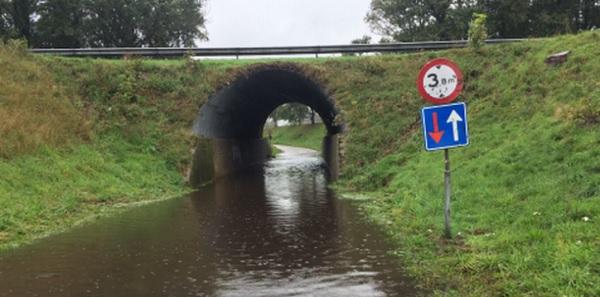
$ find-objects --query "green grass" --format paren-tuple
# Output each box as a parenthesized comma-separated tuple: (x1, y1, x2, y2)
(1, 31, 599, 296)
(330, 32, 600, 296)
(0, 40, 90, 158)
(266, 124, 326, 151)
(0, 134, 188, 250)
(0, 46, 223, 250)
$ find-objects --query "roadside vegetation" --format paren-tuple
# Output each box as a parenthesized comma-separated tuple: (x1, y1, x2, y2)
(266, 124, 325, 152)
(0, 31, 599, 296)
(327, 32, 600, 296)
(263, 32, 600, 296)
(0, 41, 231, 249)
(0, 41, 89, 158)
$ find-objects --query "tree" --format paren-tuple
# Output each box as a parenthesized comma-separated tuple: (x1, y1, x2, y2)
(9, 0, 37, 45)
(35, 0, 85, 48)
(271, 104, 311, 126)
(137, 0, 207, 47)
(0, 0, 14, 40)
(351, 35, 372, 44)
(579, 0, 600, 30)
(0, 0, 208, 47)
(528, 0, 579, 36)
(83, 0, 140, 47)
(366, 0, 477, 41)
(366, 0, 600, 40)
(173, 0, 208, 46)
(344, 35, 372, 56)
(480, 0, 529, 38)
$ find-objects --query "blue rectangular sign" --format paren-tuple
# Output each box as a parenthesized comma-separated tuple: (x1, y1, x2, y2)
(421, 102, 469, 151)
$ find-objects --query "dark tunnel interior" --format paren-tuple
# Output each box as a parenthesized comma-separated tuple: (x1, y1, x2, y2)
(193, 66, 342, 139)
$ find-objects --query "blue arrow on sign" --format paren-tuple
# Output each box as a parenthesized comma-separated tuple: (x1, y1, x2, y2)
(421, 102, 469, 151)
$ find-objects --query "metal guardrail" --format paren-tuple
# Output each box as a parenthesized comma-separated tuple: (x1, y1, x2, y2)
(29, 39, 524, 58)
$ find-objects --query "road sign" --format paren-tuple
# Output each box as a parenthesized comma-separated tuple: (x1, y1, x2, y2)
(421, 102, 469, 151)
(417, 58, 464, 104)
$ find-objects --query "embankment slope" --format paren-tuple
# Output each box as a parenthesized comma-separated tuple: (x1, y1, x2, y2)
(0, 32, 598, 296)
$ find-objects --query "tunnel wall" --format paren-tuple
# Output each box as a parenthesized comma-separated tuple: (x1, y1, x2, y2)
(190, 64, 343, 187)
(322, 135, 340, 180)
(189, 138, 272, 188)
(193, 64, 343, 139)
(189, 136, 340, 188)
(212, 138, 271, 178)
(189, 138, 215, 187)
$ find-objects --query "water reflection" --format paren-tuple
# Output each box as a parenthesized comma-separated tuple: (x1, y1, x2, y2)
(0, 146, 416, 297)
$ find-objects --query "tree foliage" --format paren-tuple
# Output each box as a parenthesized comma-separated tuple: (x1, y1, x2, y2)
(0, 0, 14, 39)
(468, 13, 487, 49)
(36, 0, 85, 48)
(10, 0, 37, 45)
(0, 0, 208, 47)
(366, 0, 477, 41)
(271, 104, 312, 126)
(367, 0, 600, 41)
(351, 35, 372, 44)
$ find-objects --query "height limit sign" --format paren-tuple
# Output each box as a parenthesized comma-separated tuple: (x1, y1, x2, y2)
(417, 58, 469, 239)
(417, 58, 464, 104)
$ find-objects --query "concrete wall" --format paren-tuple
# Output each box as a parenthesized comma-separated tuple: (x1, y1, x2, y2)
(190, 135, 340, 188)
(322, 134, 340, 181)
(189, 138, 272, 188)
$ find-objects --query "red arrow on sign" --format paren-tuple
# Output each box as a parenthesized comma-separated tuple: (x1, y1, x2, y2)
(428, 112, 444, 143)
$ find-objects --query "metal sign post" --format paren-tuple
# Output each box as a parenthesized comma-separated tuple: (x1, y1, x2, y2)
(417, 58, 468, 239)
(444, 149, 452, 238)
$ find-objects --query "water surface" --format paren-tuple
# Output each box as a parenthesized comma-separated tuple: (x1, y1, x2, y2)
(0, 145, 416, 296)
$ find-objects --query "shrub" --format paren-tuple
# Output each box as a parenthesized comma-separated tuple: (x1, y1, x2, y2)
(468, 13, 488, 50)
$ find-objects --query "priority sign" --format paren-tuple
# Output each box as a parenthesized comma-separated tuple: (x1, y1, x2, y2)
(421, 102, 469, 151)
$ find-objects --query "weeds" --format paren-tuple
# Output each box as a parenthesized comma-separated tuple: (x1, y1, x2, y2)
(0, 41, 90, 157)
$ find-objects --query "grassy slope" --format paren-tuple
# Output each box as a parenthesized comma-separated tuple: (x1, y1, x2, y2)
(0, 32, 598, 296)
(0, 47, 234, 250)
(266, 124, 326, 151)
(265, 33, 599, 296)
(0, 41, 90, 158)
(0, 136, 187, 249)
(324, 33, 600, 296)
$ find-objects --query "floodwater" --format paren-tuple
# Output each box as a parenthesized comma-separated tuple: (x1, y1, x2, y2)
(0, 145, 417, 297)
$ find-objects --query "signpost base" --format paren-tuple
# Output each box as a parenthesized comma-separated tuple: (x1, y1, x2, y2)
(444, 149, 452, 239)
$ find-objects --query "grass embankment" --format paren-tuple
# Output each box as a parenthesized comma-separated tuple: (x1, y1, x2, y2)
(324, 33, 600, 296)
(266, 124, 325, 151)
(1, 32, 599, 296)
(0, 137, 187, 248)
(0, 43, 232, 250)
(264, 33, 599, 296)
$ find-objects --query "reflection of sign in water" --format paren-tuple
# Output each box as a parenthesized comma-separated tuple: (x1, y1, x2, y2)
(421, 102, 469, 151)
(417, 58, 464, 104)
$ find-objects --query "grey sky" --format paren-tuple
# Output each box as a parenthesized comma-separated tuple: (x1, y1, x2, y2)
(202, 0, 375, 47)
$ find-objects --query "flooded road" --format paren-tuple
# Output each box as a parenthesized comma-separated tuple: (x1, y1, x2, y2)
(0, 145, 416, 296)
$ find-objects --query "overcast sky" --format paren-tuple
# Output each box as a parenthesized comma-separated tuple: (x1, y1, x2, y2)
(202, 0, 375, 47)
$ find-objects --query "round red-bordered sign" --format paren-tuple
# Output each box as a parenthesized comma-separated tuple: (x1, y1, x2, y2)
(417, 58, 464, 104)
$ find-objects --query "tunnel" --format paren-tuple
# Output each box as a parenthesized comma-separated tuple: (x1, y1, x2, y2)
(189, 64, 343, 187)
